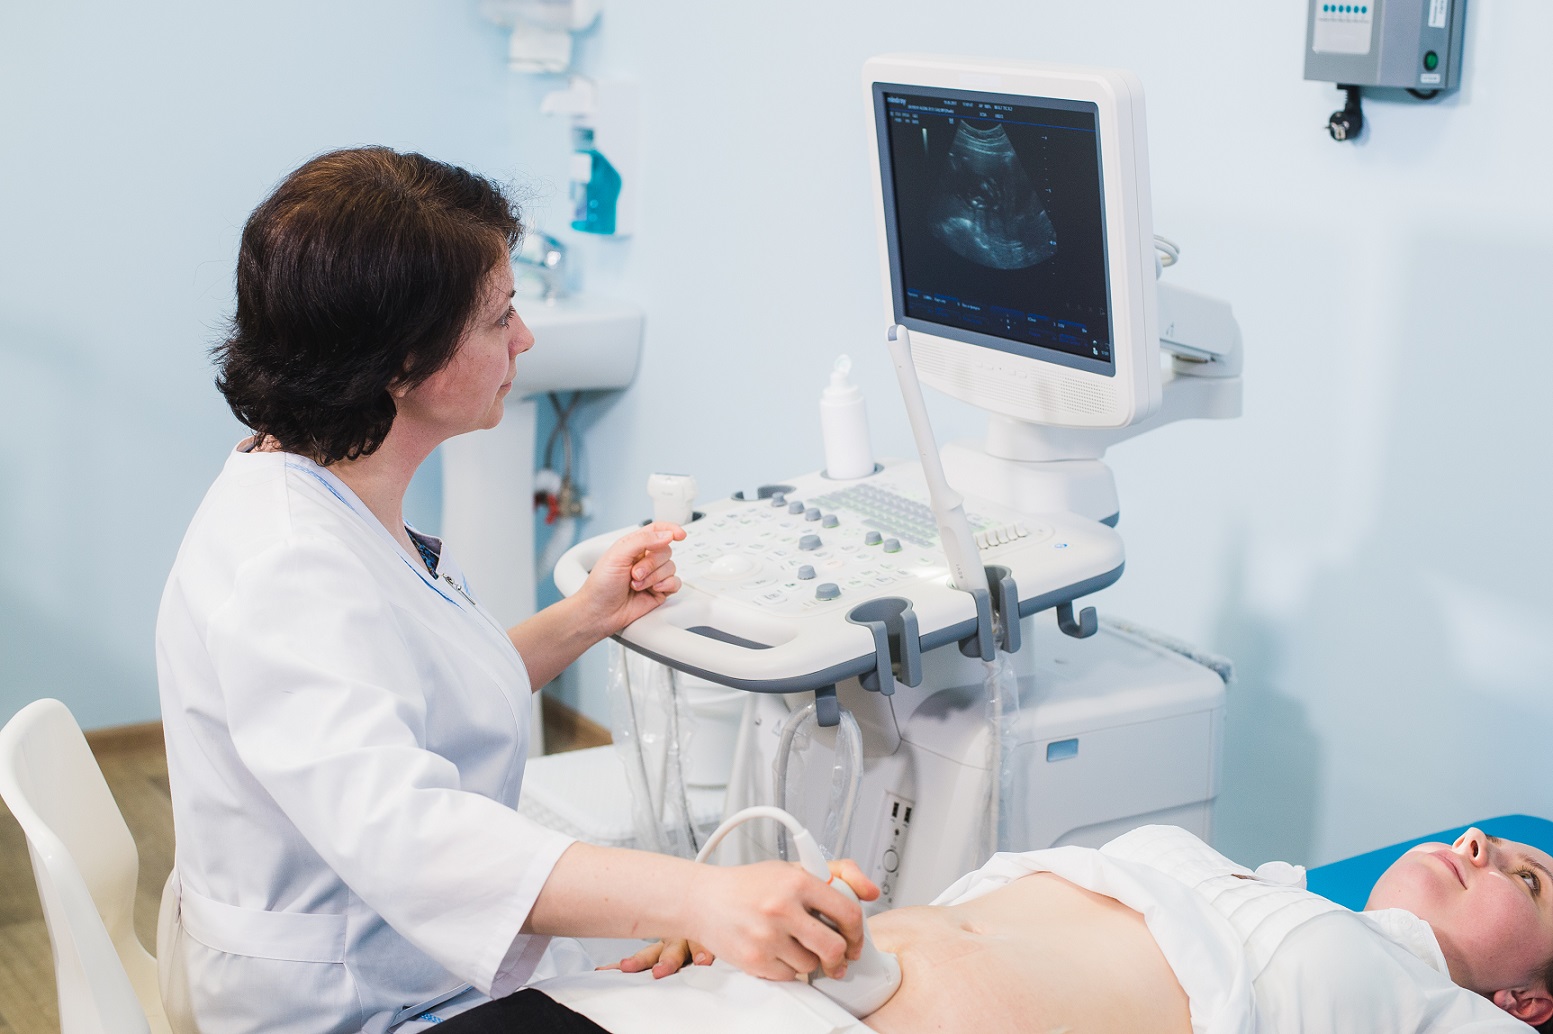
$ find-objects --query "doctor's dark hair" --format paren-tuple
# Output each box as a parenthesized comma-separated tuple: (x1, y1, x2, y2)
(214, 147, 522, 464)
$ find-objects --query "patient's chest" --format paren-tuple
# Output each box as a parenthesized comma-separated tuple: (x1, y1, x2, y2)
(864, 873, 1191, 1034)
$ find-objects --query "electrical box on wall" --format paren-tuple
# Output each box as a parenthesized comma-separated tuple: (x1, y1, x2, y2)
(1304, 0, 1466, 91)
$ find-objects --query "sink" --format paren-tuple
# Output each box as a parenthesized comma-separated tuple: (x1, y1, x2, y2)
(512, 293, 643, 397)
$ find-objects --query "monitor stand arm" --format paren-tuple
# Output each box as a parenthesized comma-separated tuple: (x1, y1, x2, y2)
(942, 283, 1242, 524)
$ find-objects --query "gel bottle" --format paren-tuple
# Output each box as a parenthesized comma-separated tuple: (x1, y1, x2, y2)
(820, 355, 874, 479)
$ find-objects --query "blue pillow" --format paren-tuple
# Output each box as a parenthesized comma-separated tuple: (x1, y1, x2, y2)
(1306, 814, 1553, 911)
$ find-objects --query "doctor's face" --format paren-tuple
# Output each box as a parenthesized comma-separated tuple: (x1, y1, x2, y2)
(398, 261, 534, 441)
(1367, 828, 1553, 996)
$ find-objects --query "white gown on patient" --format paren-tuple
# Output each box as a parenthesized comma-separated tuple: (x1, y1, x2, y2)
(536, 825, 1529, 1034)
(932, 825, 1528, 1034)
(156, 448, 576, 1033)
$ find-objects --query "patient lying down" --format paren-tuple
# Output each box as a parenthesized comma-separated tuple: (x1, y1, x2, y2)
(867, 824, 1552, 1034)
(442, 825, 1553, 1034)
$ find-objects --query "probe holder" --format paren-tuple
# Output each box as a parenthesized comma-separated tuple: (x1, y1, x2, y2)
(988, 565, 1021, 654)
(846, 598, 922, 696)
(957, 565, 1023, 659)
(956, 588, 995, 662)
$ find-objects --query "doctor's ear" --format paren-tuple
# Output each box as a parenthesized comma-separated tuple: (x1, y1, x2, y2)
(1492, 985, 1553, 1026)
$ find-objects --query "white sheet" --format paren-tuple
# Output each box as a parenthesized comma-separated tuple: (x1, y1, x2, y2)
(532, 961, 874, 1034)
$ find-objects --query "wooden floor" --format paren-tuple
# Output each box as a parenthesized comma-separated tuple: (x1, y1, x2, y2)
(0, 702, 609, 1034)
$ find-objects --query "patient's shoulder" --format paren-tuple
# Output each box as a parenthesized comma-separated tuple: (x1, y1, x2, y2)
(1257, 912, 1525, 1033)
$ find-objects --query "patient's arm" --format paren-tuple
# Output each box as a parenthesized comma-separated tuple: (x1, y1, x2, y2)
(862, 872, 1191, 1034)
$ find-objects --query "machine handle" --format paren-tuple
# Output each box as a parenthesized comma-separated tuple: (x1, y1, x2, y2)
(613, 609, 878, 687)
(554, 533, 883, 687)
(550, 534, 607, 597)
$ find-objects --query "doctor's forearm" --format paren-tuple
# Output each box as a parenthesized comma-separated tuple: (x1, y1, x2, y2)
(526, 843, 863, 982)
(506, 595, 610, 689)
(523, 842, 700, 938)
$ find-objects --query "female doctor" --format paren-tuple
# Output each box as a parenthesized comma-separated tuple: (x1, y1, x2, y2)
(154, 146, 870, 1034)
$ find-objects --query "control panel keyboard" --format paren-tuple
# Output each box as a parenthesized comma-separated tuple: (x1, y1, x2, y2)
(672, 467, 1051, 618)
(554, 458, 1123, 689)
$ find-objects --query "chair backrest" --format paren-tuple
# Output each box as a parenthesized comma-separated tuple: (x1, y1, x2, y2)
(0, 698, 168, 1034)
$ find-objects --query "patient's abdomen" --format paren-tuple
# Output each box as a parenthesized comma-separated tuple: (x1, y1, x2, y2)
(864, 873, 1190, 1034)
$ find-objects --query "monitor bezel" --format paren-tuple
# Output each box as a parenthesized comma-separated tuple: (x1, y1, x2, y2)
(863, 55, 1161, 431)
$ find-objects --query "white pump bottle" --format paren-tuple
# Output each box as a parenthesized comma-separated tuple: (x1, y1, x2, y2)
(820, 355, 874, 479)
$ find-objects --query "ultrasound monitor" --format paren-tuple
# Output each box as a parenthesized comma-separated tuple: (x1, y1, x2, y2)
(865, 55, 1162, 429)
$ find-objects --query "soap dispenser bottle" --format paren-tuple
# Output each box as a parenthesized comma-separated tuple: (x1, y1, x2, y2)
(569, 124, 621, 235)
(820, 355, 874, 479)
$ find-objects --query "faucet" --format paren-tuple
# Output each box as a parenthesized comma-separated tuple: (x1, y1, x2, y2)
(514, 231, 568, 302)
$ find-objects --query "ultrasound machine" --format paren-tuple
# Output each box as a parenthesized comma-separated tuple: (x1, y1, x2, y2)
(541, 54, 1246, 910)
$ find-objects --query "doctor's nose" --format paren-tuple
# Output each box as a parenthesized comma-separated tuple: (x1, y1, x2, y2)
(1452, 827, 1493, 869)
(510, 313, 535, 358)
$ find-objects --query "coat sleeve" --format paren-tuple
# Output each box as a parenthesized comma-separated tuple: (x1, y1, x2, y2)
(205, 532, 576, 995)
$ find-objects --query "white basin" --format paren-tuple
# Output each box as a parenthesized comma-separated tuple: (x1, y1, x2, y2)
(512, 293, 643, 397)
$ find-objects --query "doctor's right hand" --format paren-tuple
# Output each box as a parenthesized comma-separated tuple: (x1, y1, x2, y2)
(527, 843, 878, 985)
(609, 858, 881, 979)
(681, 859, 871, 983)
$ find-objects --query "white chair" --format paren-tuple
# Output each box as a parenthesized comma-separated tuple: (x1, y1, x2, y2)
(0, 698, 170, 1034)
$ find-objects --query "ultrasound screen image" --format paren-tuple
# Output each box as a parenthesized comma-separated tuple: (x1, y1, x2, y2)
(931, 120, 1057, 271)
(878, 85, 1113, 369)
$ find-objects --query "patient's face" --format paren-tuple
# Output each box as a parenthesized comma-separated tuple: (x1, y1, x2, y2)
(1366, 828, 1553, 995)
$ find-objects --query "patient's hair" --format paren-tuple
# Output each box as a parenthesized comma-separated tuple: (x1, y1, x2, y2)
(214, 146, 523, 464)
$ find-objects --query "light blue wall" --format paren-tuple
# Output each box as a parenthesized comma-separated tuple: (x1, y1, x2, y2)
(5, 1, 1550, 869)
(0, 1, 519, 730)
(522, 1, 1553, 868)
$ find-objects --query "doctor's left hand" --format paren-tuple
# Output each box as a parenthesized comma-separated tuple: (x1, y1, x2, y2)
(573, 522, 687, 637)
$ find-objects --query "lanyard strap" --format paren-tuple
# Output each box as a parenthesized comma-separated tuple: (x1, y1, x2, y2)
(388, 983, 475, 1028)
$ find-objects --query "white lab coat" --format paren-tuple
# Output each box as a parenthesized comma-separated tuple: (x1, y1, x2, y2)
(155, 445, 576, 1034)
